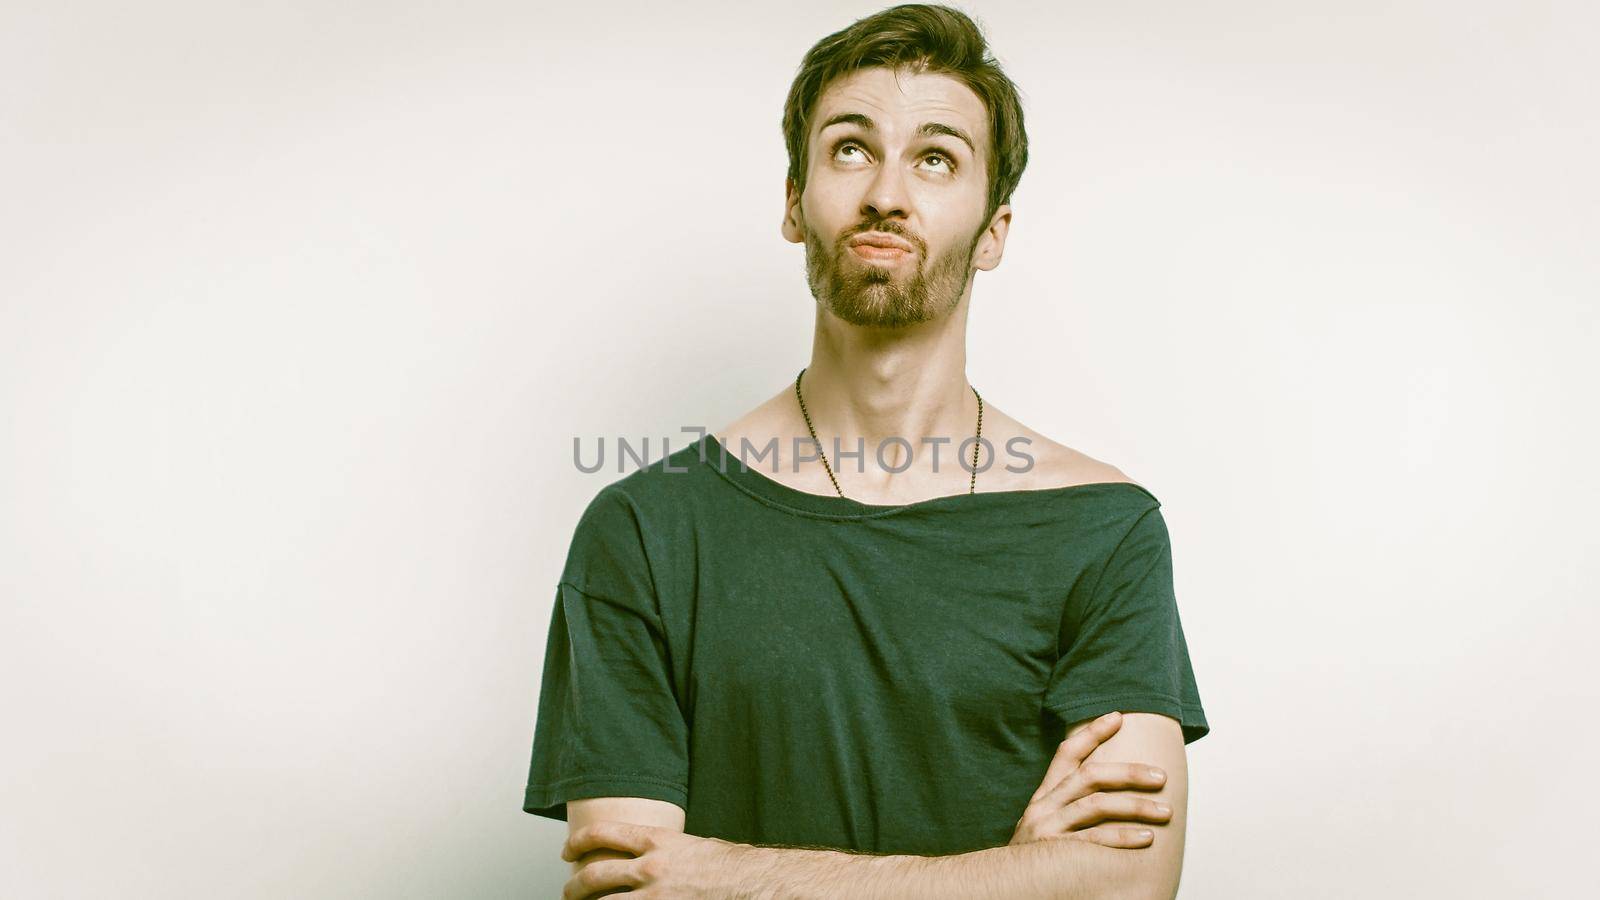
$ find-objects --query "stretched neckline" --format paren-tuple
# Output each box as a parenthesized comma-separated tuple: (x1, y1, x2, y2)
(696, 433, 1156, 519)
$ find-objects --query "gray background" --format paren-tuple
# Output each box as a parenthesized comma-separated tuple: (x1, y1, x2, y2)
(2, 1, 1595, 897)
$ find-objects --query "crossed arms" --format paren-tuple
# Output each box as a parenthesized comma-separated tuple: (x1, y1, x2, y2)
(557, 711, 1191, 900)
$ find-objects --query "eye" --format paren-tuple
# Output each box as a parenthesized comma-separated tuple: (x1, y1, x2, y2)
(833, 139, 866, 162)
(829, 139, 956, 174)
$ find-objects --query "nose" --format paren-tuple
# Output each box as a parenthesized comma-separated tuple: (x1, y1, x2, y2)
(861, 156, 910, 222)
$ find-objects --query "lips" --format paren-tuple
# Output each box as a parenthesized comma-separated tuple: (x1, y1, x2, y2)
(848, 232, 915, 253)
(851, 244, 908, 261)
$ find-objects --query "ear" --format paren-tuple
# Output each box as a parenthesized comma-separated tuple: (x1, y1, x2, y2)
(971, 203, 1012, 271)
(781, 176, 805, 244)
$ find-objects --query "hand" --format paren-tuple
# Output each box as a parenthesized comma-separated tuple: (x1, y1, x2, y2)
(560, 820, 748, 899)
(1009, 710, 1172, 849)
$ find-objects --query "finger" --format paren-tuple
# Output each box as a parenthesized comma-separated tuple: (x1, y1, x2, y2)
(1034, 711, 1126, 801)
(562, 857, 644, 900)
(1066, 825, 1156, 849)
(562, 821, 654, 863)
(1040, 764, 1151, 815)
(1057, 792, 1173, 831)
(1046, 760, 1168, 809)
(1032, 711, 1123, 801)
(1081, 761, 1168, 793)
(567, 847, 633, 868)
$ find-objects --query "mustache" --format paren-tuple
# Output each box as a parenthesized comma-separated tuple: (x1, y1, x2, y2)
(841, 223, 921, 250)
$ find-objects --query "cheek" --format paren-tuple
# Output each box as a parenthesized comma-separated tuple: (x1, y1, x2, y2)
(802, 179, 852, 221)
(799, 202, 854, 249)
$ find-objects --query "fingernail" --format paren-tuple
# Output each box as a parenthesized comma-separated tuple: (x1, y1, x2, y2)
(1155, 803, 1171, 815)
(1148, 767, 1165, 780)
(1139, 830, 1153, 839)
(1101, 711, 1119, 721)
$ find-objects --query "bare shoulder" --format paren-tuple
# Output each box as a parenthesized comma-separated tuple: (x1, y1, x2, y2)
(707, 387, 1146, 493)
(991, 408, 1143, 492)
(710, 382, 795, 450)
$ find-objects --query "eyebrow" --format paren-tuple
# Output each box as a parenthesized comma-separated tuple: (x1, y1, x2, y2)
(818, 112, 977, 158)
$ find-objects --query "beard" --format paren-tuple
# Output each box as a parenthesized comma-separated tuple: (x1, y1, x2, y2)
(803, 222, 981, 329)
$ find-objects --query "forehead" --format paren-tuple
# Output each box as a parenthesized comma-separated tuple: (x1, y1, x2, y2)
(811, 66, 987, 143)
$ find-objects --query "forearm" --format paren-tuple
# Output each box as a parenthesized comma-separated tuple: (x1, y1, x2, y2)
(721, 838, 1152, 900)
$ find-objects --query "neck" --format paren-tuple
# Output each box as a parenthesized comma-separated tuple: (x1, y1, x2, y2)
(799, 301, 977, 480)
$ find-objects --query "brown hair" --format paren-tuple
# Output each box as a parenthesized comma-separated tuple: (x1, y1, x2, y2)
(781, 3, 1030, 226)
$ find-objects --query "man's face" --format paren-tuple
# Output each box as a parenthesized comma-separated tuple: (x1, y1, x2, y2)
(784, 66, 1006, 329)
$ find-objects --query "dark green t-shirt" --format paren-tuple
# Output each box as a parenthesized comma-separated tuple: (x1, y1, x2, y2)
(523, 433, 1209, 856)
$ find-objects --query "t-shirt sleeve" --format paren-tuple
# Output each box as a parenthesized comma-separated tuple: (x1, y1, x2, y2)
(522, 487, 690, 820)
(1043, 504, 1211, 744)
